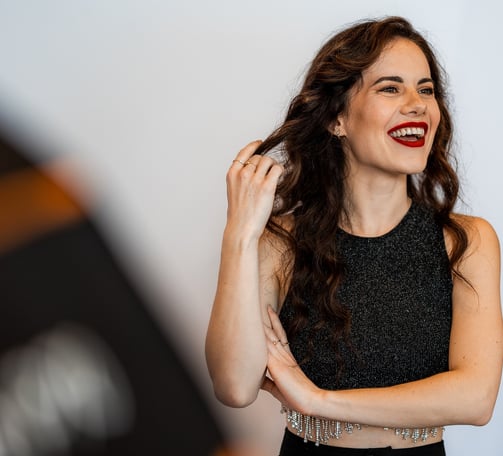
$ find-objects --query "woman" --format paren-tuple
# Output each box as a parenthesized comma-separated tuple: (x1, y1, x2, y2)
(206, 16, 503, 455)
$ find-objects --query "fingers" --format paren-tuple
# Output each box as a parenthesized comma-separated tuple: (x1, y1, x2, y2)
(229, 140, 283, 180)
(264, 318, 289, 348)
(267, 305, 289, 346)
(264, 309, 296, 369)
(225, 141, 284, 240)
(230, 141, 261, 172)
(233, 140, 263, 164)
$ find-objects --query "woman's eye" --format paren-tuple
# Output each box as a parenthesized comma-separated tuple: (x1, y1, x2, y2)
(419, 87, 435, 95)
(379, 86, 398, 94)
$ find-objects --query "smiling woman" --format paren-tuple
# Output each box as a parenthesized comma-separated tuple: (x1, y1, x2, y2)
(333, 38, 441, 193)
(206, 16, 503, 456)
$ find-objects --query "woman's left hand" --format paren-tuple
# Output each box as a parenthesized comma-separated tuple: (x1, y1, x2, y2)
(261, 306, 322, 416)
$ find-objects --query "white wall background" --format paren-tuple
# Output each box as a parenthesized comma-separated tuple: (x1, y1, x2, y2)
(0, 1, 501, 454)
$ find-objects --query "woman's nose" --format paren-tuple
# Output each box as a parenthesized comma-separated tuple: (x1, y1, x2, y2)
(400, 90, 426, 116)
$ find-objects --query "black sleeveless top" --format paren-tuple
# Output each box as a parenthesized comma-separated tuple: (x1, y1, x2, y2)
(279, 202, 453, 390)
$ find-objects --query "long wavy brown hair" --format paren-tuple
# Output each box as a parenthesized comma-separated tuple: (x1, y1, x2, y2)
(254, 17, 468, 350)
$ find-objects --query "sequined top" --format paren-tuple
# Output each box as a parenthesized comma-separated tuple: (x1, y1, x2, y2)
(279, 202, 453, 390)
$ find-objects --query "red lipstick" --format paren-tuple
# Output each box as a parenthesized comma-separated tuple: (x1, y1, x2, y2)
(387, 122, 429, 148)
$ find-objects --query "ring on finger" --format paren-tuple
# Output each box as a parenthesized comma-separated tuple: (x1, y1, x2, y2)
(272, 339, 280, 345)
(244, 161, 257, 169)
(232, 159, 246, 166)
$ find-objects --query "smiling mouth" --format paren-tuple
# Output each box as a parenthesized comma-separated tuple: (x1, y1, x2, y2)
(388, 123, 428, 148)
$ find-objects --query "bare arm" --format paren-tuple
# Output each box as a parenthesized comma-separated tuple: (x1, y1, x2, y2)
(263, 216, 503, 427)
(205, 141, 284, 407)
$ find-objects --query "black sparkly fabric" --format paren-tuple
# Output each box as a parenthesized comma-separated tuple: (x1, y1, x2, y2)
(279, 202, 452, 390)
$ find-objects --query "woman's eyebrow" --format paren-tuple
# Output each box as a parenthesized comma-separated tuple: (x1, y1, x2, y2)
(371, 76, 403, 86)
(371, 76, 434, 86)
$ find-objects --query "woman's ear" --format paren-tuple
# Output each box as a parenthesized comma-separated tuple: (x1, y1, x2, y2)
(330, 117, 347, 138)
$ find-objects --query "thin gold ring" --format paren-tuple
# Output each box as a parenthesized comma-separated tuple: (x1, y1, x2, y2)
(244, 161, 257, 169)
(232, 159, 246, 166)
(273, 339, 280, 345)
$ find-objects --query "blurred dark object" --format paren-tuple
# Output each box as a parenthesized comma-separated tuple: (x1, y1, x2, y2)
(0, 135, 32, 174)
(0, 128, 226, 455)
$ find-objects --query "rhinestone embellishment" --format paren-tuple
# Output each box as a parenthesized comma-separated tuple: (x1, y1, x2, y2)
(282, 407, 441, 446)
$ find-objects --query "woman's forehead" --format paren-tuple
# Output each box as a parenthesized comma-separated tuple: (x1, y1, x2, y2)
(363, 39, 431, 81)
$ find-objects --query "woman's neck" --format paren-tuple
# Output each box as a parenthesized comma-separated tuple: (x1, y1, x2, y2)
(341, 179, 411, 237)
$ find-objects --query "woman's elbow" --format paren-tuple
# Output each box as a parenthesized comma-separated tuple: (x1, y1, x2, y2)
(470, 398, 496, 426)
(213, 381, 259, 408)
(206, 362, 261, 407)
(463, 389, 498, 426)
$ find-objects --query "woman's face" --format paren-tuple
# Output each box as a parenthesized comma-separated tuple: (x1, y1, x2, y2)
(336, 38, 441, 179)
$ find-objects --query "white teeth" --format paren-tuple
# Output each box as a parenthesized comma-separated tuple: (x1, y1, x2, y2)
(390, 127, 425, 138)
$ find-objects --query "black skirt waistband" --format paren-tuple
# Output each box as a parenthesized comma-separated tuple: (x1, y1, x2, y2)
(278, 429, 446, 456)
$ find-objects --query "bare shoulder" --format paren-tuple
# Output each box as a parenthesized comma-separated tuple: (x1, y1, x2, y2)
(447, 214, 501, 294)
(448, 213, 500, 258)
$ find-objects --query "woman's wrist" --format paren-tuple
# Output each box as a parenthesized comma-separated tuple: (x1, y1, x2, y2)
(222, 224, 262, 252)
(308, 385, 333, 419)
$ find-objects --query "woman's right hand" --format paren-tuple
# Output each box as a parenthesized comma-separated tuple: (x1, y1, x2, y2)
(225, 140, 284, 241)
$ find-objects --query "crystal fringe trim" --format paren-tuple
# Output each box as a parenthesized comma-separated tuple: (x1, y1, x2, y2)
(281, 407, 440, 447)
